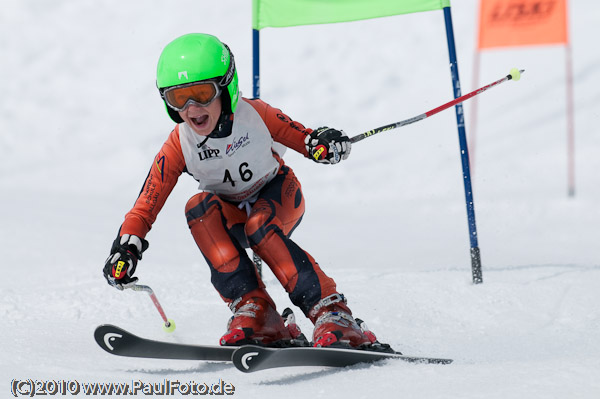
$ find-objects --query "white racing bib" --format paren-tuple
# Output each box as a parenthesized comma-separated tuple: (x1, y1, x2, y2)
(179, 100, 283, 202)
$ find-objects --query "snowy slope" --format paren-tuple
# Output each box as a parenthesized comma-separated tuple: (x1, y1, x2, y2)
(1, 0, 599, 398)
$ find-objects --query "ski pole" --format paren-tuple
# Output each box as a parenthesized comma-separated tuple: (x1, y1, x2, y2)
(130, 284, 176, 333)
(349, 68, 524, 144)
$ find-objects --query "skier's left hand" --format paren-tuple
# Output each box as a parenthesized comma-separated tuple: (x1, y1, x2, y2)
(305, 127, 351, 164)
(103, 234, 148, 290)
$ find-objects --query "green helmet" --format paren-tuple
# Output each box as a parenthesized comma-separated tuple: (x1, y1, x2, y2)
(156, 33, 239, 123)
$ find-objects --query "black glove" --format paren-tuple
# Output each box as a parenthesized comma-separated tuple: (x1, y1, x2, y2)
(305, 127, 352, 164)
(103, 234, 149, 290)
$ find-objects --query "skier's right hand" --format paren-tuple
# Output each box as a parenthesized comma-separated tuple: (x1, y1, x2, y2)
(103, 234, 148, 290)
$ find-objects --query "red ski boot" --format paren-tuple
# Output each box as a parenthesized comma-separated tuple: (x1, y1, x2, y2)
(219, 291, 307, 347)
(309, 293, 378, 349)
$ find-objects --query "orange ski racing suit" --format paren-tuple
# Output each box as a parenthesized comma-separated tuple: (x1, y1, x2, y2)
(117, 97, 338, 316)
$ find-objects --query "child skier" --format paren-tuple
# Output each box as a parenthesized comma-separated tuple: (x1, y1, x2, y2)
(102, 33, 382, 349)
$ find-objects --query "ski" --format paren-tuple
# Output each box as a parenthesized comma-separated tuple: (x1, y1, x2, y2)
(232, 345, 453, 373)
(95, 325, 453, 372)
(94, 324, 235, 362)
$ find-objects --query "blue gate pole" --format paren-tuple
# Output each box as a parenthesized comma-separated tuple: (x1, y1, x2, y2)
(252, 29, 260, 99)
(251, 27, 264, 277)
(443, 6, 483, 284)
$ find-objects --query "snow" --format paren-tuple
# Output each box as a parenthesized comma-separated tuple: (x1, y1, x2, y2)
(2, 0, 599, 398)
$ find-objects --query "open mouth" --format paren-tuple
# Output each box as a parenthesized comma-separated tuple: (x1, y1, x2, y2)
(191, 115, 209, 128)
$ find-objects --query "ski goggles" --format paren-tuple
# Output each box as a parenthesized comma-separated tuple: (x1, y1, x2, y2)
(162, 81, 222, 111)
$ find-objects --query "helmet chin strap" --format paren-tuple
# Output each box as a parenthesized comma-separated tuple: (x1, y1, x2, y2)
(208, 111, 234, 138)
